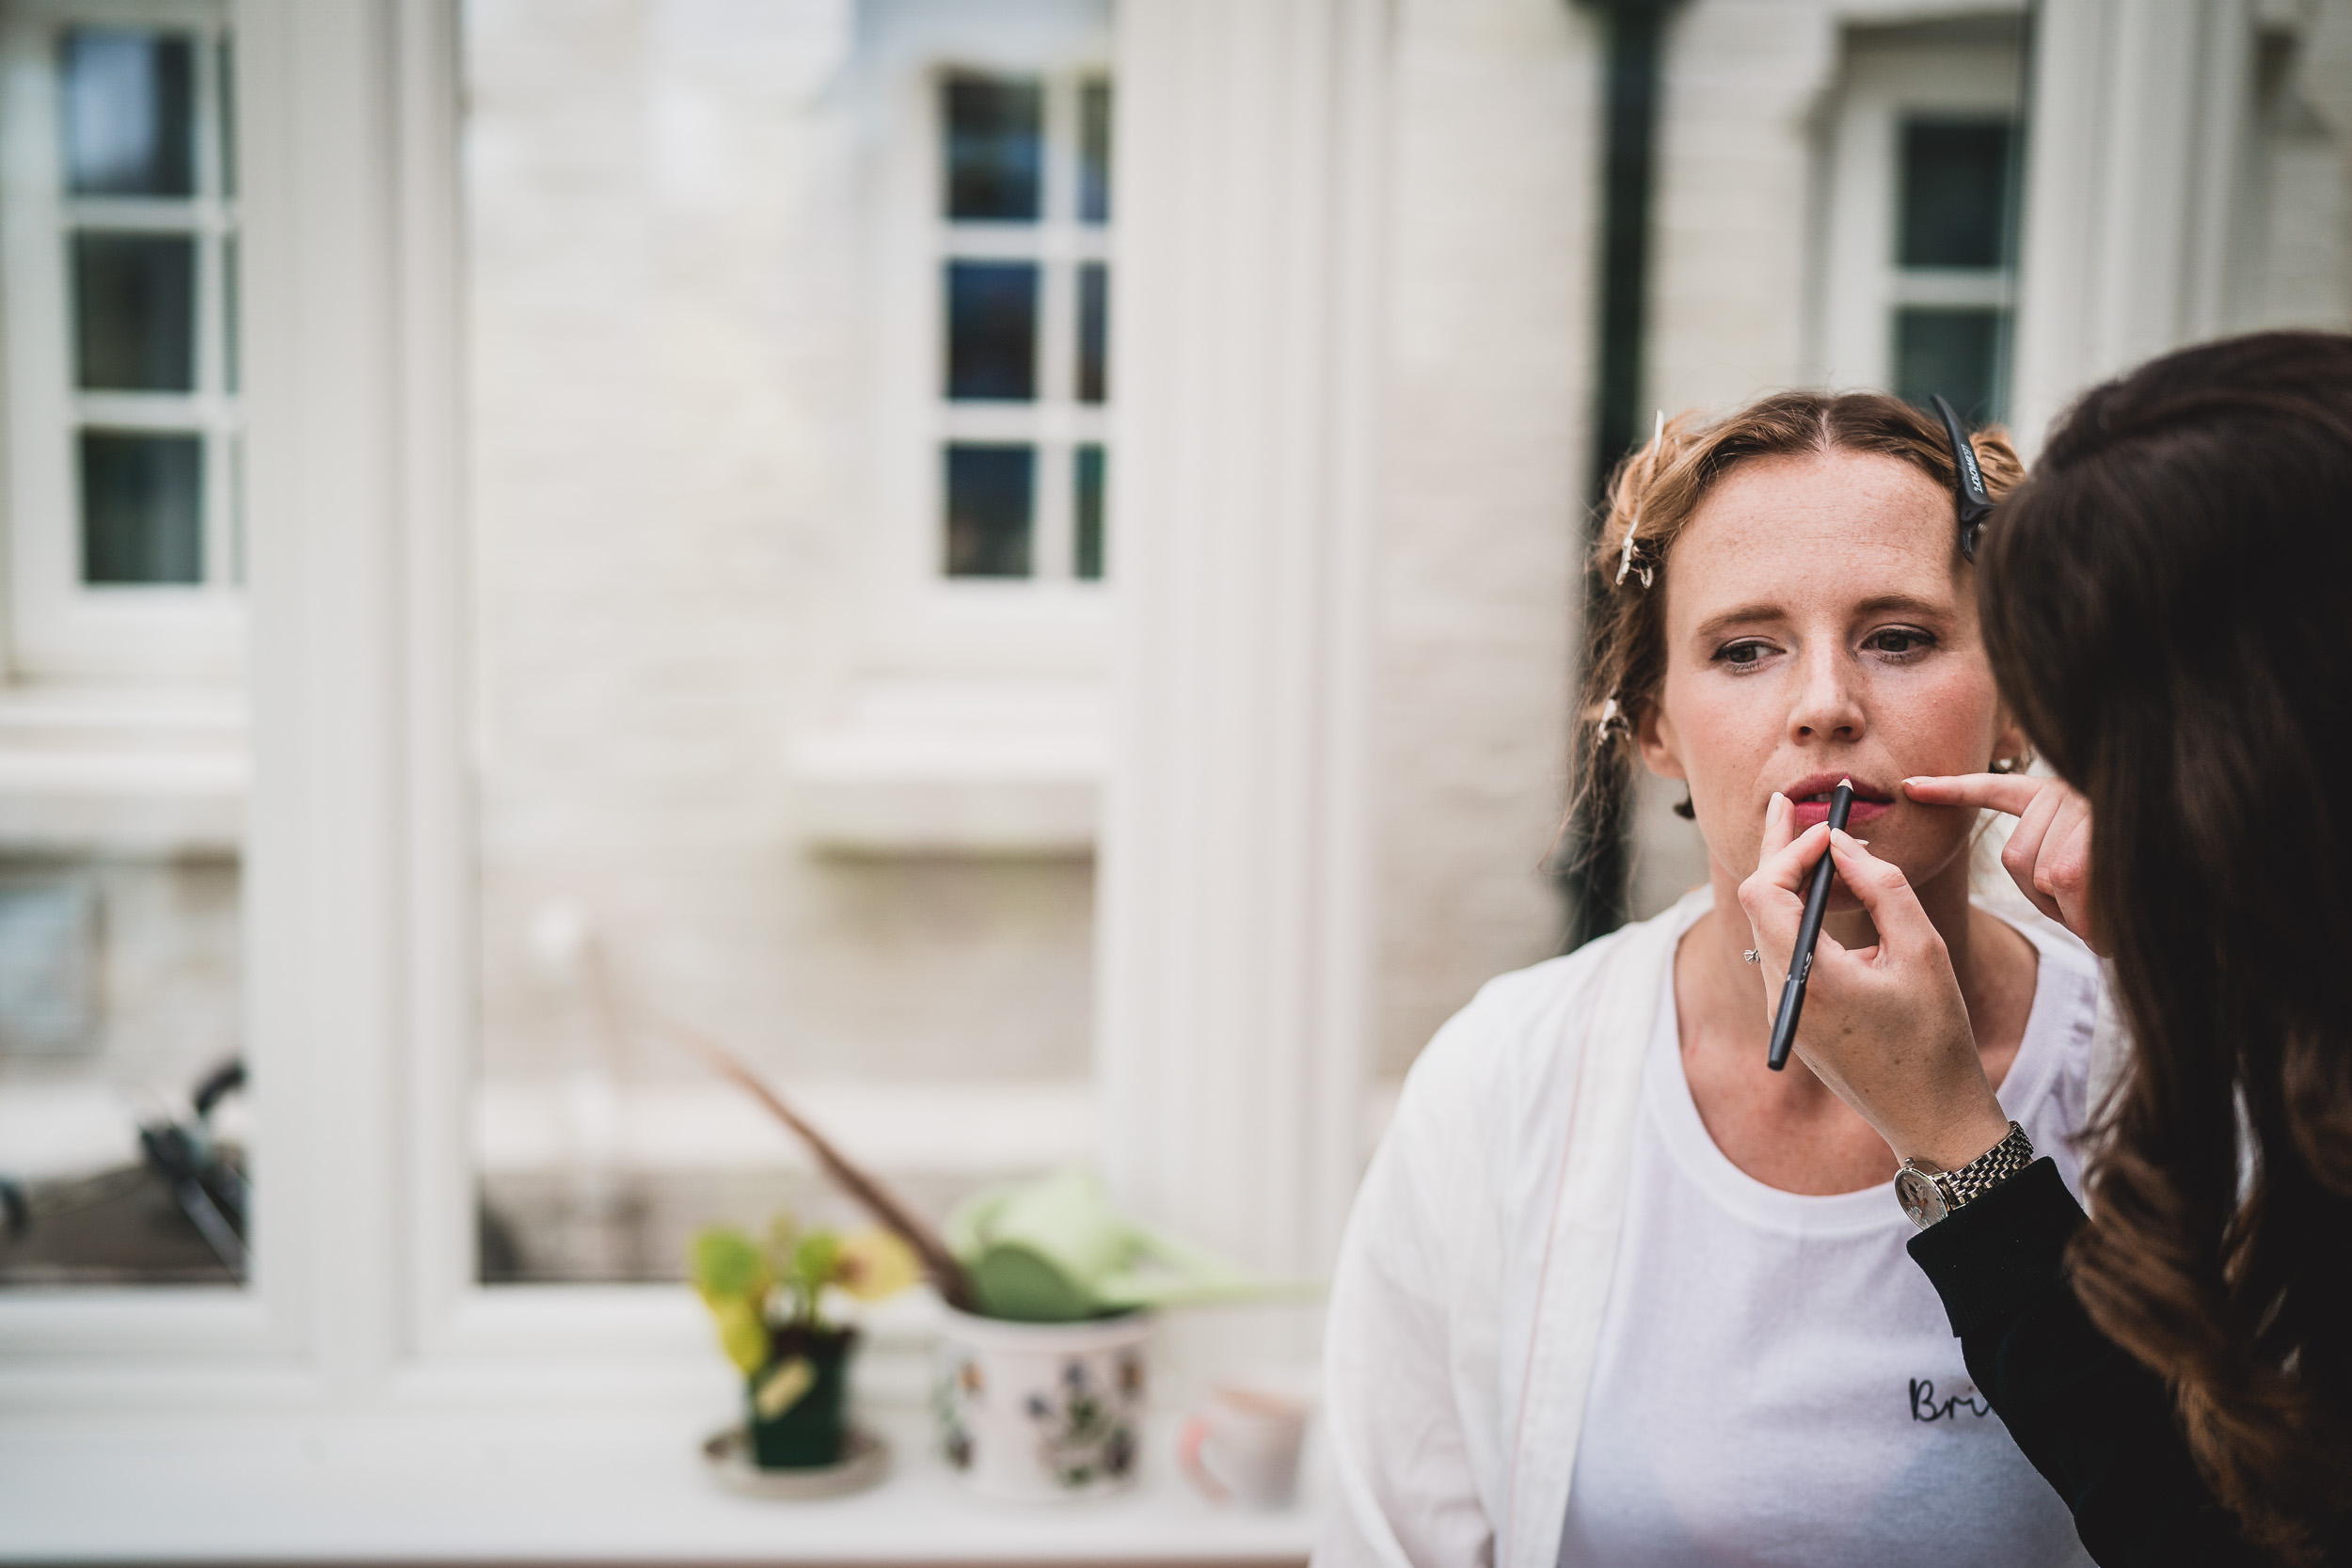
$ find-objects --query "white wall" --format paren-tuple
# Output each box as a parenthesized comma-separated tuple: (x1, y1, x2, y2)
(465, 0, 1095, 1094)
(1369, 0, 1597, 1076)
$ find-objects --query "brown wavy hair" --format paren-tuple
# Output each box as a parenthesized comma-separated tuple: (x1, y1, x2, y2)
(1980, 331, 2352, 1561)
(1570, 389, 2025, 851)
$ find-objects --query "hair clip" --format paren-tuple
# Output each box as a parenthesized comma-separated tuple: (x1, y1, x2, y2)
(1931, 395, 1994, 561)
(1595, 694, 1630, 749)
(1613, 410, 1667, 588)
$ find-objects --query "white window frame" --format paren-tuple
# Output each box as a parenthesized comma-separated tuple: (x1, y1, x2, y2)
(1813, 25, 2025, 411)
(861, 2, 1111, 680)
(0, 0, 244, 685)
(0, 4, 1360, 1559)
(790, 2, 1114, 855)
(930, 67, 1112, 586)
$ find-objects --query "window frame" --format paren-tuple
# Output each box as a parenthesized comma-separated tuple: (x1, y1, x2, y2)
(0, 0, 465, 1388)
(1812, 29, 2025, 417)
(0, 0, 244, 685)
(931, 66, 1112, 586)
(860, 19, 1113, 685)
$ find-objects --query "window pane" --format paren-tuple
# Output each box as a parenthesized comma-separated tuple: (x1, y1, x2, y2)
(945, 443, 1033, 578)
(1899, 119, 2014, 270)
(946, 261, 1037, 401)
(217, 37, 236, 200)
(1074, 444, 1105, 581)
(0, 865, 246, 1286)
(1079, 79, 1112, 224)
(72, 232, 197, 392)
(1895, 307, 2008, 424)
(61, 29, 197, 198)
(80, 430, 203, 584)
(943, 74, 1041, 221)
(1076, 261, 1108, 405)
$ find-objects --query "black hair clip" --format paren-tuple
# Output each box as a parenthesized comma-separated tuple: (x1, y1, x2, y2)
(1931, 395, 1995, 561)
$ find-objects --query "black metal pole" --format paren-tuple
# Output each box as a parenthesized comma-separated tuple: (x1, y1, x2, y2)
(1562, 0, 1678, 952)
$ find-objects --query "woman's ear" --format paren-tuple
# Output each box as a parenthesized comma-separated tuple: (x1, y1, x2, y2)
(1637, 702, 1687, 783)
(1991, 709, 2031, 773)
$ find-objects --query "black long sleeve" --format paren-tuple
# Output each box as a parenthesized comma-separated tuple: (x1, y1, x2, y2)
(1906, 1158, 2278, 1567)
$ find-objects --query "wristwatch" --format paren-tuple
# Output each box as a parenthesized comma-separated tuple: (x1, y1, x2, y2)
(1895, 1120, 2034, 1228)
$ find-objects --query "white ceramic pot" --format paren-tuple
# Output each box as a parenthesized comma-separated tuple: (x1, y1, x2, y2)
(932, 1307, 1151, 1500)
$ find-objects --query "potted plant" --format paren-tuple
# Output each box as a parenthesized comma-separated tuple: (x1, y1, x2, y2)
(932, 1167, 1278, 1501)
(691, 1215, 919, 1469)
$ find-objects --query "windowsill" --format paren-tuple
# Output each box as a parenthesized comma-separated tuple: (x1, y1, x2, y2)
(789, 677, 1102, 854)
(0, 682, 246, 853)
(0, 1290, 1323, 1565)
(0, 1400, 1321, 1563)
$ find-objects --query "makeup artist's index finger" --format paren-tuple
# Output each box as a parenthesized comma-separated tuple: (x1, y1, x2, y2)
(1901, 772, 2045, 817)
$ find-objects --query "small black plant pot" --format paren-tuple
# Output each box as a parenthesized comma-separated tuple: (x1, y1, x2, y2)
(746, 1324, 858, 1469)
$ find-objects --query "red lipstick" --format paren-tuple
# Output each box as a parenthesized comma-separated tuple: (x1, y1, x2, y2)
(1784, 772, 1892, 830)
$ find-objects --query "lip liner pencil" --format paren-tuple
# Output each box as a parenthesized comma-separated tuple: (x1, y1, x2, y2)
(1767, 779, 1854, 1072)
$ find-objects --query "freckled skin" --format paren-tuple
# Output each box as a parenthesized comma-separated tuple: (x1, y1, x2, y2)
(1635, 451, 2040, 1196)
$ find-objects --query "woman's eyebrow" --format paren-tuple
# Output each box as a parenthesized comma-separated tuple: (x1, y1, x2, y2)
(1851, 593, 1954, 620)
(1689, 593, 1954, 644)
(1690, 602, 1786, 642)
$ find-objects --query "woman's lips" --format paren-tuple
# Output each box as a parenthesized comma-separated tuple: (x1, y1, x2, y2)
(1789, 795, 1891, 830)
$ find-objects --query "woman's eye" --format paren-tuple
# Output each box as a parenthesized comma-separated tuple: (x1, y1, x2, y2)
(1867, 628, 1936, 657)
(1713, 640, 1771, 669)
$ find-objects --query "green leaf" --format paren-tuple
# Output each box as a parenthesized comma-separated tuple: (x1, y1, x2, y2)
(712, 1297, 771, 1376)
(793, 1230, 841, 1291)
(690, 1227, 766, 1304)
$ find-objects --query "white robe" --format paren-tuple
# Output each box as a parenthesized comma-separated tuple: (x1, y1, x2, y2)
(1315, 888, 2123, 1568)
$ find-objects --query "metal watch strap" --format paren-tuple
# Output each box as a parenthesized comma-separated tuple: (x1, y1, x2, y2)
(1896, 1120, 2034, 1228)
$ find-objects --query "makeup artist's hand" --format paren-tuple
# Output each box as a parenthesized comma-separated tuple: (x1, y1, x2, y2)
(1738, 793, 2011, 1171)
(1901, 772, 2103, 955)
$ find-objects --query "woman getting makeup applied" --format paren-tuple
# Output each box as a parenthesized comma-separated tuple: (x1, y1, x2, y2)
(1743, 332, 2352, 1566)
(1318, 392, 2107, 1568)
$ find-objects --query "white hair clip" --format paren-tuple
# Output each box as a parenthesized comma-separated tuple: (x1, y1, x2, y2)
(1613, 410, 1667, 590)
(1596, 694, 1629, 748)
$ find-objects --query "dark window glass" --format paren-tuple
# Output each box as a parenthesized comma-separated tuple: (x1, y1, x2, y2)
(945, 444, 1033, 578)
(61, 29, 196, 198)
(217, 37, 236, 200)
(1899, 119, 2015, 269)
(1896, 308, 2008, 424)
(1079, 79, 1112, 224)
(72, 232, 197, 391)
(946, 261, 1038, 401)
(1076, 262, 1108, 404)
(81, 431, 203, 584)
(944, 75, 1041, 221)
(1074, 444, 1105, 581)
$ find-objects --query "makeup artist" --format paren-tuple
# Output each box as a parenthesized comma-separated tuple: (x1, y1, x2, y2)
(1742, 331, 2352, 1567)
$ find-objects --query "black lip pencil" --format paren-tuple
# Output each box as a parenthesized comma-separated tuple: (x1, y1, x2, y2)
(1767, 778, 1854, 1071)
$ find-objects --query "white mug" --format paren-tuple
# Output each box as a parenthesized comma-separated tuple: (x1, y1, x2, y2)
(1178, 1385, 1308, 1511)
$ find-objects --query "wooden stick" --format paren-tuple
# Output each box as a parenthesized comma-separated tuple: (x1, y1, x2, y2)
(652, 1011, 977, 1312)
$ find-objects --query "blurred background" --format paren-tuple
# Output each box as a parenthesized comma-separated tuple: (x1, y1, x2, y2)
(4, 0, 2349, 1280)
(0, 0, 2344, 1552)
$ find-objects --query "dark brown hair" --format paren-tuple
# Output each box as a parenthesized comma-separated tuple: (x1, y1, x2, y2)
(1572, 389, 2024, 843)
(1981, 330, 2352, 1561)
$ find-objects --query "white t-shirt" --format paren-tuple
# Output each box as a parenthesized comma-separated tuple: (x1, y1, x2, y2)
(1556, 913, 2100, 1568)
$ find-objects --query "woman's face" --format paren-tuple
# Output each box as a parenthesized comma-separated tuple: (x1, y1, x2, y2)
(1639, 449, 2022, 907)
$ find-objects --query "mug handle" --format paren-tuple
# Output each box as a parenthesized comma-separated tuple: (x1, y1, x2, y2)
(1178, 1414, 1228, 1503)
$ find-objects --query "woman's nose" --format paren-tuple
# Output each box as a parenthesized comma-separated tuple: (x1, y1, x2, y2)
(1788, 648, 1865, 742)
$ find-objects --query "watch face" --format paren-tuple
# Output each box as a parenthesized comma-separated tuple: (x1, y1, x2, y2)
(1896, 1167, 1948, 1228)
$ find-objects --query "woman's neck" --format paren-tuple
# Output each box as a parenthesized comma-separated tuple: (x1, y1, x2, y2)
(1674, 843, 2036, 1194)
